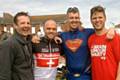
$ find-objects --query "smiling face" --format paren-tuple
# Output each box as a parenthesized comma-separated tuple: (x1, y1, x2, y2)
(66, 7, 81, 31)
(91, 11, 106, 31)
(90, 6, 106, 32)
(67, 12, 80, 30)
(14, 15, 31, 37)
(44, 20, 57, 39)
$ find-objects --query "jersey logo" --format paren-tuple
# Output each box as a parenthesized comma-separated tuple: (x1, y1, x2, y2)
(66, 39, 83, 53)
(34, 53, 60, 67)
(91, 45, 106, 60)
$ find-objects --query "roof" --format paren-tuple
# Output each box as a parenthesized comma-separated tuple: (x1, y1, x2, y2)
(0, 13, 67, 26)
(30, 14, 67, 24)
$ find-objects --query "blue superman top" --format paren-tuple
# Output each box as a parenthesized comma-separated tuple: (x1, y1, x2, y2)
(60, 28, 94, 79)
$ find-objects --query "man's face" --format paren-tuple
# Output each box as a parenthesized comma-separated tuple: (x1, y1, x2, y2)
(91, 12, 106, 31)
(44, 20, 57, 39)
(14, 16, 31, 37)
(67, 12, 80, 30)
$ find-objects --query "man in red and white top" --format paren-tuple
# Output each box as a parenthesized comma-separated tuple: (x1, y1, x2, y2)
(32, 19, 64, 80)
(88, 5, 120, 80)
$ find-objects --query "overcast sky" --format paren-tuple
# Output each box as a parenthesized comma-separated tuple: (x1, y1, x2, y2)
(0, 0, 120, 28)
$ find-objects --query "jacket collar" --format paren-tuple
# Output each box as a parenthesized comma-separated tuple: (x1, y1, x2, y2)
(42, 36, 55, 43)
(70, 28, 79, 34)
(13, 30, 30, 45)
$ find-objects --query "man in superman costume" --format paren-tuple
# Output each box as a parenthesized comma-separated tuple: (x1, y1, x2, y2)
(58, 7, 94, 80)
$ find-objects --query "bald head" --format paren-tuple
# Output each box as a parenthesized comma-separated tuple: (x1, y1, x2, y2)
(44, 19, 57, 39)
(44, 19, 57, 28)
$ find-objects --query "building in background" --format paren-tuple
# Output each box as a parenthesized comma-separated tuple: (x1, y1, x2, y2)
(0, 13, 66, 34)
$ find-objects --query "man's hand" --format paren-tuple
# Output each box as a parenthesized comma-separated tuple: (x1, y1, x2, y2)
(54, 36, 62, 44)
(58, 56, 66, 68)
(106, 28, 115, 39)
(32, 35, 40, 43)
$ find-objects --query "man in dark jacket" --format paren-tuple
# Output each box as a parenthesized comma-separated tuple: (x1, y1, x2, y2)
(0, 12, 34, 80)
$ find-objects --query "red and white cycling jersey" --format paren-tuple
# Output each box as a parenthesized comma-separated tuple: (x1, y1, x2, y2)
(34, 52, 60, 67)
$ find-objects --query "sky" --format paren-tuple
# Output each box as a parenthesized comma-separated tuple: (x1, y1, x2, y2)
(0, 0, 120, 28)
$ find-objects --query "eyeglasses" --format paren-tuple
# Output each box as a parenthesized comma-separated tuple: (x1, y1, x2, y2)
(67, 7, 79, 14)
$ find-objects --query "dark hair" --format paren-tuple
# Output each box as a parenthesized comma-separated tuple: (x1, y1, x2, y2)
(90, 5, 106, 18)
(67, 7, 79, 14)
(13, 12, 30, 25)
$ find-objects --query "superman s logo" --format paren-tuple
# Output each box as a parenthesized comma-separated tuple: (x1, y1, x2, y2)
(66, 39, 83, 53)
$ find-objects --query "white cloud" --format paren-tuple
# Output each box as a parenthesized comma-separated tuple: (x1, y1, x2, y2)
(0, 0, 120, 27)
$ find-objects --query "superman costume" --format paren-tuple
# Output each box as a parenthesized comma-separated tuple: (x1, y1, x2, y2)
(60, 28, 94, 80)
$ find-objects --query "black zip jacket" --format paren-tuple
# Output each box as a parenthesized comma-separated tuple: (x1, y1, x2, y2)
(32, 37, 63, 55)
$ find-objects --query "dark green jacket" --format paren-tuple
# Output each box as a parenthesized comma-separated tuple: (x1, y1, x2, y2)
(0, 31, 34, 80)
